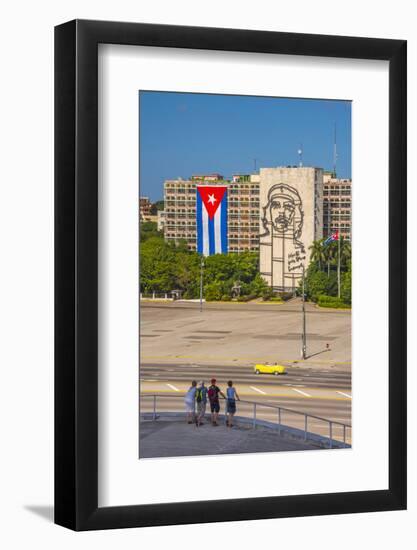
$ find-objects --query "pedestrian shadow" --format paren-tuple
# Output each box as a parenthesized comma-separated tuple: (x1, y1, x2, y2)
(24, 505, 54, 523)
(305, 349, 331, 360)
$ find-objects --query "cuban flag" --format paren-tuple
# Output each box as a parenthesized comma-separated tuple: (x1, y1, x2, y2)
(324, 230, 339, 246)
(196, 186, 228, 255)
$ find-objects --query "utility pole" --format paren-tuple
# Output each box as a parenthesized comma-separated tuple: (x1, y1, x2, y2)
(327, 204, 331, 277)
(337, 231, 341, 299)
(199, 256, 204, 312)
(337, 154, 341, 298)
(301, 265, 307, 359)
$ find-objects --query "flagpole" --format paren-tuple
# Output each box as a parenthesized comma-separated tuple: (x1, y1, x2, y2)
(301, 265, 307, 360)
(199, 256, 204, 312)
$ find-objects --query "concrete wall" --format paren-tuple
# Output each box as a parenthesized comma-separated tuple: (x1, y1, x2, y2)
(259, 167, 323, 291)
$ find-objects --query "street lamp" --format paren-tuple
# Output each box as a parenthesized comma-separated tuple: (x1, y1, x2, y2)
(199, 256, 204, 312)
(301, 264, 307, 360)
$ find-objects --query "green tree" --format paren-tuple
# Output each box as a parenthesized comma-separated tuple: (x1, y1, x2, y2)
(249, 272, 269, 297)
(341, 261, 352, 304)
(140, 221, 163, 242)
(204, 281, 224, 301)
(174, 252, 201, 298)
(323, 240, 335, 276)
(140, 237, 176, 292)
(340, 238, 351, 267)
(325, 270, 339, 297)
(309, 239, 326, 270)
(302, 264, 328, 301)
(203, 251, 259, 297)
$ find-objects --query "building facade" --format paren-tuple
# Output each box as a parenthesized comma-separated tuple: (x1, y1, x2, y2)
(139, 196, 152, 220)
(228, 174, 260, 252)
(162, 167, 349, 290)
(322, 172, 352, 241)
(157, 210, 166, 231)
(164, 174, 260, 252)
(259, 167, 323, 291)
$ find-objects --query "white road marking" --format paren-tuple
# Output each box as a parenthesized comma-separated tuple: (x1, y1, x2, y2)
(166, 383, 180, 392)
(292, 388, 311, 397)
(250, 386, 267, 395)
(292, 384, 306, 387)
(142, 379, 158, 382)
(336, 391, 352, 399)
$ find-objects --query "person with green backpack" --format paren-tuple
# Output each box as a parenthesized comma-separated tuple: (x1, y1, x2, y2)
(195, 381, 208, 427)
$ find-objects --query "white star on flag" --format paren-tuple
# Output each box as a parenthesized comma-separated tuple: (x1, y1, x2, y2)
(207, 194, 217, 205)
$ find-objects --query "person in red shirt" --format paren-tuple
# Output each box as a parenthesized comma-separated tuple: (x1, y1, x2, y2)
(207, 378, 226, 426)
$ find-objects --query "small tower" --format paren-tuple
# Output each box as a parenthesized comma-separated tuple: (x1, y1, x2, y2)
(333, 124, 338, 177)
(298, 144, 303, 167)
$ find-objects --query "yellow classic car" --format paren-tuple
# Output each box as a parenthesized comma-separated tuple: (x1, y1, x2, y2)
(254, 363, 286, 375)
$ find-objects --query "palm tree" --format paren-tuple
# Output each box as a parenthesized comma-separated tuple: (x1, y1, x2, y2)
(340, 238, 351, 268)
(323, 242, 335, 277)
(309, 239, 326, 271)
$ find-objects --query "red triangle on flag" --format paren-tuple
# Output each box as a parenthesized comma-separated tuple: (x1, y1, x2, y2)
(197, 186, 227, 220)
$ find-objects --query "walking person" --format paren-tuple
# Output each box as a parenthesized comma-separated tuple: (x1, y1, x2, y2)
(195, 381, 208, 427)
(184, 380, 197, 424)
(226, 380, 240, 427)
(207, 378, 225, 426)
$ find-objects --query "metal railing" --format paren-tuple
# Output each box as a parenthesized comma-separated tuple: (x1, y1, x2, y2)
(140, 394, 351, 449)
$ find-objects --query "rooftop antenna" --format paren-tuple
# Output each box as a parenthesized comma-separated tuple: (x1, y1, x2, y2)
(254, 158, 258, 172)
(297, 144, 303, 167)
(333, 123, 338, 177)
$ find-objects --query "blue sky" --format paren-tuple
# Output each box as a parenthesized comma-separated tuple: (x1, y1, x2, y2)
(139, 91, 351, 201)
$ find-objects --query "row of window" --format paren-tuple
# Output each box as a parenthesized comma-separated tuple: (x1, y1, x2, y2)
(229, 247, 260, 252)
(229, 238, 259, 242)
(165, 183, 260, 189)
(325, 218, 351, 222)
(326, 202, 351, 208)
(324, 190, 351, 196)
(230, 227, 258, 231)
(164, 237, 260, 250)
(323, 185, 351, 189)
(328, 223, 351, 228)
(324, 208, 350, 213)
(229, 210, 258, 214)
(165, 227, 196, 232)
(166, 235, 197, 241)
(166, 211, 196, 215)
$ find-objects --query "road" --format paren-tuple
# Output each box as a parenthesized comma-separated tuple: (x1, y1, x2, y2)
(140, 300, 352, 444)
(140, 362, 352, 444)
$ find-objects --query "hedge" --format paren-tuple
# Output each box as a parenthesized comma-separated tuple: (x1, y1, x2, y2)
(317, 295, 351, 309)
(236, 294, 257, 302)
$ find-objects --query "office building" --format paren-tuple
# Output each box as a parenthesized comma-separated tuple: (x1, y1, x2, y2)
(139, 196, 152, 221)
(164, 174, 260, 252)
(322, 172, 352, 241)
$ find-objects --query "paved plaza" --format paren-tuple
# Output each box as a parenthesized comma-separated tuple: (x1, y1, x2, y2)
(139, 418, 323, 458)
(140, 300, 351, 367)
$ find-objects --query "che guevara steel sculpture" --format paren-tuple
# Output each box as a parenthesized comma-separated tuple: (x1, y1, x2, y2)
(259, 183, 306, 291)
